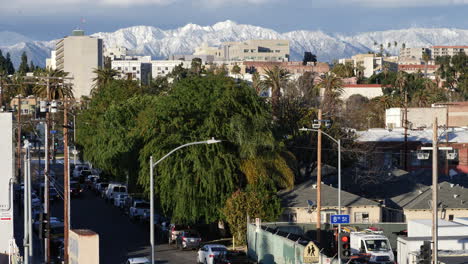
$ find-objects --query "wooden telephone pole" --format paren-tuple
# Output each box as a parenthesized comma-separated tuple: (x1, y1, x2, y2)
(63, 98, 70, 264)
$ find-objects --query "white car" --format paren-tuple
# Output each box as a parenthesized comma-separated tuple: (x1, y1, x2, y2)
(197, 244, 228, 264)
(129, 200, 150, 220)
(114, 194, 129, 208)
(126, 257, 150, 264)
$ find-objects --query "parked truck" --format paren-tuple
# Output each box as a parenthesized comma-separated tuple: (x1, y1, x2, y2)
(349, 232, 394, 264)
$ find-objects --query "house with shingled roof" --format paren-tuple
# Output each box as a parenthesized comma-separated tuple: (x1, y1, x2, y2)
(278, 179, 382, 224)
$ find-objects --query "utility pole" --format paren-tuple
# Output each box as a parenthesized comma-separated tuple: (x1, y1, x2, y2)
(17, 94, 22, 180)
(432, 117, 438, 264)
(445, 107, 449, 177)
(316, 109, 322, 243)
(23, 140, 32, 264)
(64, 98, 70, 264)
(44, 76, 51, 264)
(404, 89, 408, 170)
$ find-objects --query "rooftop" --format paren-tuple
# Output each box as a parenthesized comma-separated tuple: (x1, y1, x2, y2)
(356, 128, 468, 144)
(391, 182, 468, 210)
(278, 179, 380, 208)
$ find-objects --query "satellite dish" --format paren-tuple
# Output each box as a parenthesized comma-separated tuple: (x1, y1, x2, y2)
(307, 200, 315, 207)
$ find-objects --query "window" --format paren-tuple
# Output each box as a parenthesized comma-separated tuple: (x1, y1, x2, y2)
(355, 212, 370, 223)
(132, 67, 137, 71)
(117, 67, 121, 70)
(321, 210, 337, 223)
(165, 67, 169, 70)
(449, 215, 454, 221)
(282, 212, 297, 222)
(244, 49, 249, 53)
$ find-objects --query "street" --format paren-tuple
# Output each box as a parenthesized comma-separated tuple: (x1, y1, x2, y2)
(50, 180, 197, 264)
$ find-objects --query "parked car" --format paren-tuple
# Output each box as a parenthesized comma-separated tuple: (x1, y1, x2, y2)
(175, 230, 202, 250)
(125, 257, 150, 264)
(129, 200, 150, 220)
(95, 182, 108, 195)
(73, 164, 89, 178)
(105, 184, 127, 202)
(114, 194, 129, 209)
(197, 244, 230, 264)
(70, 181, 82, 197)
(168, 224, 188, 245)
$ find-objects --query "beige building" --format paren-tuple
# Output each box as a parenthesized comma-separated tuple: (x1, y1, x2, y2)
(391, 182, 468, 222)
(55, 30, 103, 100)
(111, 59, 152, 85)
(279, 179, 382, 224)
(151, 60, 192, 77)
(339, 54, 398, 78)
(319, 84, 383, 101)
(431, 46, 468, 58)
(399, 47, 430, 61)
(194, 40, 290, 62)
(10, 95, 37, 115)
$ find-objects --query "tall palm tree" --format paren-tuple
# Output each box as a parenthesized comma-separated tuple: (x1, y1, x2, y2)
(316, 73, 343, 116)
(34, 69, 73, 100)
(252, 72, 264, 96)
(395, 71, 408, 95)
(91, 67, 119, 95)
(262, 66, 291, 117)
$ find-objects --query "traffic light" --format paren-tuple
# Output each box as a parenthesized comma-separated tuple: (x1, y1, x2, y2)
(338, 232, 351, 260)
(419, 241, 432, 264)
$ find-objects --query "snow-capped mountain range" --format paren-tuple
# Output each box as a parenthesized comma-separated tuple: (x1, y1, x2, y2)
(2, 20, 468, 68)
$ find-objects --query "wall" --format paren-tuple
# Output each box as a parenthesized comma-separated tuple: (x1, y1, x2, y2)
(404, 209, 468, 223)
(0, 113, 14, 255)
(385, 107, 447, 129)
(69, 229, 99, 264)
(60, 36, 102, 99)
(285, 206, 381, 224)
(247, 223, 337, 264)
(448, 105, 468, 127)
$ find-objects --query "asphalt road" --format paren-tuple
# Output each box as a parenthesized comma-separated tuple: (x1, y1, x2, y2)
(50, 179, 197, 264)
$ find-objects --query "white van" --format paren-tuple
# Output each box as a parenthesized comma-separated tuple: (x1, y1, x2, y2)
(105, 183, 127, 202)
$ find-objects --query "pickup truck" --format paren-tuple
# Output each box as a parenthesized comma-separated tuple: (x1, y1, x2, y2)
(129, 200, 150, 220)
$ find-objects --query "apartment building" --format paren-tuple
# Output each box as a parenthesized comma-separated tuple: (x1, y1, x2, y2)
(339, 54, 398, 78)
(45, 51, 57, 70)
(399, 47, 430, 61)
(104, 46, 129, 60)
(243, 61, 329, 75)
(111, 58, 152, 85)
(151, 60, 191, 78)
(194, 40, 290, 62)
(431, 46, 468, 58)
(9, 95, 37, 115)
(55, 30, 103, 99)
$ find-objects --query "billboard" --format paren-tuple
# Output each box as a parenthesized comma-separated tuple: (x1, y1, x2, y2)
(0, 113, 14, 254)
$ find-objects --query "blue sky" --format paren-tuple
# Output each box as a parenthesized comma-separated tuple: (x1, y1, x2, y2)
(1, 0, 468, 40)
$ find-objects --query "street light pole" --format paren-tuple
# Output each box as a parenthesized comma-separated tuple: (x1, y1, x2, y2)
(432, 118, 438, 264)
(149, 138, 221, 264)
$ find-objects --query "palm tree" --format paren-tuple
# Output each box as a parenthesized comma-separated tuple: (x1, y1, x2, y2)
(422, 51, 431, 78)
(316, 73, 343, 116)
(395, 71, 408, 95)
(252, 72, 264, 95)
(91, 67, 119, 95)
(34, 69, 73, 100)
(262, 66, 291, 117)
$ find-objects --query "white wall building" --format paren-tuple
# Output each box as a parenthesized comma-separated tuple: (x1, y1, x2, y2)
(151, 60, 191, 78)
(320, 84, 383, 101)
(111, 59, 152, 85)
(55, 30, 103, 99)
(45, 51, 56, 70)
(0, 113, 14, 254)
(397, 219, 468, 264)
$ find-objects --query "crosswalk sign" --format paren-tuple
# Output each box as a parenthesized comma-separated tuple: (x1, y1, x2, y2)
(303, 241, 320, 263)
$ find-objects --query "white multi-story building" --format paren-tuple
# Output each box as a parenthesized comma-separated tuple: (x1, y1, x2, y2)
(54, 30, 103, 99)
(399, 47, 430, 61)
(194, 40, 290, 62)
(340, 54, 398, 78)
(431, 46, 468, 58)
(151, 60, 191, 78)
(112, 58, 152, 85)
(45, 51, 57, 70)
(104, 46, 129, 60)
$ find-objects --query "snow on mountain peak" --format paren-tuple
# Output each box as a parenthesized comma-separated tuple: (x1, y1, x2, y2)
(2, 21, 468, 68)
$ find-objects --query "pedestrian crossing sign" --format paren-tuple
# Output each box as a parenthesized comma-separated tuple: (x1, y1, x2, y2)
(303, 241, 320, 263)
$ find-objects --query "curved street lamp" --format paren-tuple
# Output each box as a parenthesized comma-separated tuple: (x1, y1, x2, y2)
(149, 138, 222, 264)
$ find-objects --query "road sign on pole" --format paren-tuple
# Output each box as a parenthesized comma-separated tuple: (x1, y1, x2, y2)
(331, 214, 350, 224)
(50, 130, 57, 134)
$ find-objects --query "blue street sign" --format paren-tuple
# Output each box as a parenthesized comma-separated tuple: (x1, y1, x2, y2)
(50, 130, 57, 134)
(331, 214, 350, 224)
